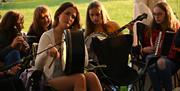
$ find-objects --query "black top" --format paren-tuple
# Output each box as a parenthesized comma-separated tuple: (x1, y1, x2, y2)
(27, 24, 52, 47)
(175, 28, 180, 59)
(0, 29, 18, 62)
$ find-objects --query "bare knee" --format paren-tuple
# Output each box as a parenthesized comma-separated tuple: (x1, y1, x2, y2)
(84, 72, 102, 91)
(85, 72, 99, 80)
(76, 73, 86, 82)
(157, 57, 166, 70)
(48, 74, 86, 91)
(74, 73, 86, 91)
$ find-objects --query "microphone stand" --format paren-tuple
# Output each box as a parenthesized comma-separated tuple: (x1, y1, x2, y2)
(108, 13, 148, 37)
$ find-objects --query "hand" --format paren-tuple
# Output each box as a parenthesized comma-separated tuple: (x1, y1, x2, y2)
(127, 22, 134, 32)
(8, 64, 21, 75)
(142, 46, 154, 54)
(47, 44, 60, 58)
(174, 47, 180, 52)
(11, 36, 25, 49)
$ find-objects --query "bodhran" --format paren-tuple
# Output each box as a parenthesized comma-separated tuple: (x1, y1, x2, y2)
(61, 29, 85, 75)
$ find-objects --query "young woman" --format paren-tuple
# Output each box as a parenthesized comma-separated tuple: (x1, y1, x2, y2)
(0, 10, 29, 67)
(84, 0, 132, 65)
(133, 0, 167, 28)
(136, 2, 180, 91)
(27, 5, 52, 47)
(84, 1, 137, 90)
(35, 2, 102, 91)
(85, 0, 123, 38)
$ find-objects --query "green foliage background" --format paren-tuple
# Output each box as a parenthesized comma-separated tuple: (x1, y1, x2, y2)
(0, 0, 179, 33)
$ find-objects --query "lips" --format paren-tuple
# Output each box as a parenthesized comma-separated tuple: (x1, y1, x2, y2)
(156, 20, 161, 23)
(93, 20, 99, 24)
(63, 20, 70, 28)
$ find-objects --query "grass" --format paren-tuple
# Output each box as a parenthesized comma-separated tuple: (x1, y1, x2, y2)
(0, 0, 179, 33)
(0, 0, 134, 34)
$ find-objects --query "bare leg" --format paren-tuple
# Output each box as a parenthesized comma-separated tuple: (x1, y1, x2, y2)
(157, 57, 166, 70)
(84, 72, 103, 91)
(48, 73, 86, 91)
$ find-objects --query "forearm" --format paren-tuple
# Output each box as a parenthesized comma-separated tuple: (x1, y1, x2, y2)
(35, 52, 48, 70)
(174, 48, 180, 52)
(84, 46, 89, 67)
(34, 32, 52, 70)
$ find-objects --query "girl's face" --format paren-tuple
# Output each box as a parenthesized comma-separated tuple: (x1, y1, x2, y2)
(58, 7, 77, 29)
(89, 7, 102, 25)
(40, 11, 51, 28)
(153, 6, 166, 24)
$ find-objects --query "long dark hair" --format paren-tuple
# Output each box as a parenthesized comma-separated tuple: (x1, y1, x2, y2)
(0, 11, 24, 40)
(53, 2, 81, 31)
(0, 11, 24, 44)
(0, 10, 23, 33)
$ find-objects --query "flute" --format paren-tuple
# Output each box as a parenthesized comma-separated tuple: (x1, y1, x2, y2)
(15, 29, 30, 52)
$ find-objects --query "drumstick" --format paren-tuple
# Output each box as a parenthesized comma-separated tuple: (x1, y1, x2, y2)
(48, 48, 61, 69)
(48, 57, 56, 69)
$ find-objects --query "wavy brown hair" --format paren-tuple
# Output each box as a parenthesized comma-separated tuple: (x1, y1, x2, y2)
(53, 2, 81, 31)
(0, 10, 23, 33)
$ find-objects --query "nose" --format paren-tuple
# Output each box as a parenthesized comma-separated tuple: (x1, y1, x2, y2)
(68, 16, 74, 24)
(92, 15, 98, 20)
(154, 15, 159, 20)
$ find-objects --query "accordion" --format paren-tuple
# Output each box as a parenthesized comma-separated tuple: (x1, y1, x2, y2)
(154, 31, 175, 57)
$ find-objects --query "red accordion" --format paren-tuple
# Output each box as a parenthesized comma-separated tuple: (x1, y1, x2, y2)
(154, 31, 176, 59)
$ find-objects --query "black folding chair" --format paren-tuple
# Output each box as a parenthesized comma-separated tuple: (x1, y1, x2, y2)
(91, 34, 139, 90)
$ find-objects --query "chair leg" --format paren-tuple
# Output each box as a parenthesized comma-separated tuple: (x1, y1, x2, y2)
(174, 73, 178, 88)
(173, 70, 180, 89)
